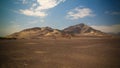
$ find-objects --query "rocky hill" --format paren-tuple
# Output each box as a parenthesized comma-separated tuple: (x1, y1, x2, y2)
(7, 27, 66, 39)
(63, 23, 107, 36)
(7, 23, 108, 39)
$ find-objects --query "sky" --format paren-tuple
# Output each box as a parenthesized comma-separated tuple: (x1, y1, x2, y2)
(0, 0, 120, 36)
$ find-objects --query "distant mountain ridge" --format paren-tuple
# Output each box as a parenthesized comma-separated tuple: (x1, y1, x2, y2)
(7, 23, 108, 39)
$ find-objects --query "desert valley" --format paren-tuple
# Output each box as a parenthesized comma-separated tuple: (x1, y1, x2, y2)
(1, 0, 120, 68)
(0, 23, 120, 68)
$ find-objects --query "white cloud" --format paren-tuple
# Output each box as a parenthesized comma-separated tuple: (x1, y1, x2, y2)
(19, 0, 65, 17)
(19, 9, 47, 17)
(35, 0, 65, 10)
(66, 7, 95, 20)
(91, 24, 120, 33)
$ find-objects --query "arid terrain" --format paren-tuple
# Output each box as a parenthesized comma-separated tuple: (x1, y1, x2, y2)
(0, 38, 120, 68)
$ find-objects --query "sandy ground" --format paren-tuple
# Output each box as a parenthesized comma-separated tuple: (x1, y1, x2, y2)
(0, 38, 120, 68)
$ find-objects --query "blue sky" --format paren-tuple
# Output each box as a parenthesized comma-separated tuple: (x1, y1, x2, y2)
(0, 0, 120, 36)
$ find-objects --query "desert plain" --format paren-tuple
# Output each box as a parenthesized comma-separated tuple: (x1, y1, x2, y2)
(0, 37, 120, 68)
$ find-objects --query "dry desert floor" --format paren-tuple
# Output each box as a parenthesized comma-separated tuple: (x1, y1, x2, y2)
(0, 38, 120, 68)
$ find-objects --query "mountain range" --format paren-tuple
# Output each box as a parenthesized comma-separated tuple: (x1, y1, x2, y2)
(7, 23, 108, 39)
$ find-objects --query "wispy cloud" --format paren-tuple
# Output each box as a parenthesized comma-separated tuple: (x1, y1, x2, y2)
(28, 20, 39, 24)
(28, 19, 45, 24)
(105, 11, 120, 15)
(19, 0, 65, 17)
(0, 21, 22, 36)
(22, 0, 28, 4)
(66, 7, 95, 20)
(91, 24, 120, 33)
